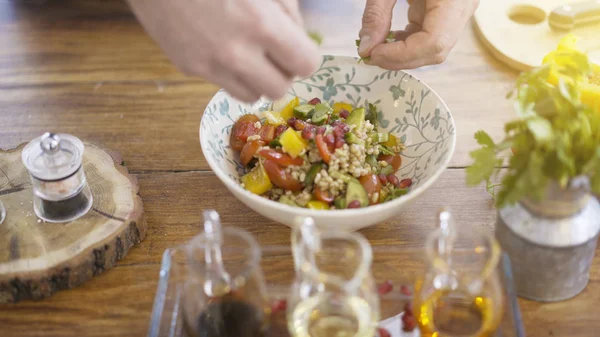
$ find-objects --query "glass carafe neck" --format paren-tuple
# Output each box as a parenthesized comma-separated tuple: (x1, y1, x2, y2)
(292, 219, 373, 292)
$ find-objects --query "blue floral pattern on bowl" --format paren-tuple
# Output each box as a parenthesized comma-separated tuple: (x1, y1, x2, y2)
(201, 55, 455, 192)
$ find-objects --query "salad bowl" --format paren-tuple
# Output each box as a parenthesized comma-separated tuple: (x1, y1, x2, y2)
(199, 55, 456, 230)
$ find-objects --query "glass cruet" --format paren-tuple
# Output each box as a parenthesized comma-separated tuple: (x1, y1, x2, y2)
(21, 132, 93, 223)
(413, 208, 505, 337)
(179, 210, 270, 337)
(288, 216, 380, 337)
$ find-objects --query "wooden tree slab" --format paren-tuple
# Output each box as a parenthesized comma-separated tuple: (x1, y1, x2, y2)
(0, 142, 146, 303)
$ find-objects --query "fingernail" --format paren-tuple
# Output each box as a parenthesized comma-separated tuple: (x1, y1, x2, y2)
(358, 35, 372, 54)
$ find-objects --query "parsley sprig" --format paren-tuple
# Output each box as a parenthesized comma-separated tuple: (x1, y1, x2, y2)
(466, 45, 600, 207)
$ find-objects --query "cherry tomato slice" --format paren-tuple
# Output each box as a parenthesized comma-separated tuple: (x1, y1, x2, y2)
(378, 154, 402, 171)
(314, 187, 334, 204)
(230, 114, 260, 151)
(240, 140, 263, 166)
(359, 174, 382, 204)
(315, 134, 331, 163)
(263, 159, 303, 191)
(259, 124, 275, 143)
(259, 149, 304, 167)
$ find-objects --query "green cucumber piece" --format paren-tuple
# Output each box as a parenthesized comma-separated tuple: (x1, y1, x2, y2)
(345, 179, 369, 207)
(304, 163, 323, 186)
(330, 171, 354, 183)
(368, 132, 390, 144)
(293, 104, 315, 119)
(311, 103, 331, 125)
(380, 165, 394, 176)
(344, 133, 363, 145)
(345, 108, 366, 128)
(334, 197, 347, 209)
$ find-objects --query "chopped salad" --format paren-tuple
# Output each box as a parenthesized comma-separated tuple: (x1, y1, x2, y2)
(230, 97, 411, 210)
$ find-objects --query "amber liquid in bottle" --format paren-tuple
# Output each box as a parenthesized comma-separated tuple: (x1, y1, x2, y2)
(414, 289, 502, 337)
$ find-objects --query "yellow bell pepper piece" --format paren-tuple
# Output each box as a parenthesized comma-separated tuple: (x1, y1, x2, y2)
(264, 111, 286, 126)
(280, 97, 299, 120)
(307, 200, 329, 210)
(543, 35, 600, 112)
(279, 128, 308, 158)
(382, 134, 397, 148)
(241, 163, 272, 195)
(332, 102, 353, 115)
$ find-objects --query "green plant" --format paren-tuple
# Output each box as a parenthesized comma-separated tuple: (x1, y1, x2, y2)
(466, 42, 600, 207)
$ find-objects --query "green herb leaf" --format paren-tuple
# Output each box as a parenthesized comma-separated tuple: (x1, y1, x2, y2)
(474, 130, 495, 148)
(466, 40, 600, 207)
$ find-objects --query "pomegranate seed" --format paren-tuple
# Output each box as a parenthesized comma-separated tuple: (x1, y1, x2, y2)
(377, 280, 393, 295)
(287, 117, 297, 126)
(325, 133, 335, 146)
(377, 327, 391, 337)
(378, 174, 388, 185)
(331, 120, 343, 127)
(403, 302, 413, 315)
(316, 126, 326, 135)
(402, 314, 417, 332)
(339, 109, 350, 118)
(271, 299, 287, 312)
(341, 123, 350, 133)
(335, 138, 345, 149)
(399, 178, 413, 189)
(400, 285, 412, 296)
(301, 127, 315, 140)
(347, 200, 361, 209)
(308, 97, 321, 105)
(333, 126, 345, 138)
(293, 119, 307, 131)
(387, 174, 400, 188)
(275, 125, 288, 137)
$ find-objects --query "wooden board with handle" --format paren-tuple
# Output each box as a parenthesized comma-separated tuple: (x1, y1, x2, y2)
(0, 143, 147, 303)
(474, 0, 600, 72)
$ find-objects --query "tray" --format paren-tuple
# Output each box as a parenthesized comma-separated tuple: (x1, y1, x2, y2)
(147, 245, 525, 337)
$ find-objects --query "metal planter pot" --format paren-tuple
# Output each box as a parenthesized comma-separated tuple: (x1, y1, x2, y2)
(495, 179, 600, 302)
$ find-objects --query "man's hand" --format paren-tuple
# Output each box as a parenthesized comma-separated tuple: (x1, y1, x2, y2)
(127, 0, 320, 102)
(358, 0, 479, 70)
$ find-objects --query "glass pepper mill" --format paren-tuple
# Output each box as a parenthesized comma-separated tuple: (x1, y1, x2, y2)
(21, 132, 93, 223)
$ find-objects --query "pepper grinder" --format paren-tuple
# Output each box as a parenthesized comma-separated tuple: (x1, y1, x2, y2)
(21, 132, 93, 223)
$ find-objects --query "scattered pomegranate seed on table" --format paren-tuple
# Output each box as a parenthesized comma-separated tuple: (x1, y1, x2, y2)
(377, 327, 391, 337)
(403, 302, 413, 315)
(271, 299, 287, 313)
(400, 285, 412, 296)
(377, 280, 394, 295)
(402, 313, 417, 332)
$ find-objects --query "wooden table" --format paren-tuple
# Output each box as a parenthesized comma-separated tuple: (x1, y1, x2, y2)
(0, 1, 598, 336)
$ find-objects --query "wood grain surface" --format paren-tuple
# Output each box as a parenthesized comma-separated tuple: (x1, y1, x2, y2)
(0, 0, 597, 337)
(0, 142, 146, 302)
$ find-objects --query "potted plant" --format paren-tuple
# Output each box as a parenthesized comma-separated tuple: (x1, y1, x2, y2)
(466, 35, 600, 302)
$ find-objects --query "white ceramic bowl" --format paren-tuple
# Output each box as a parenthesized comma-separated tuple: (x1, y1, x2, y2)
(200, 55, 456, 230)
